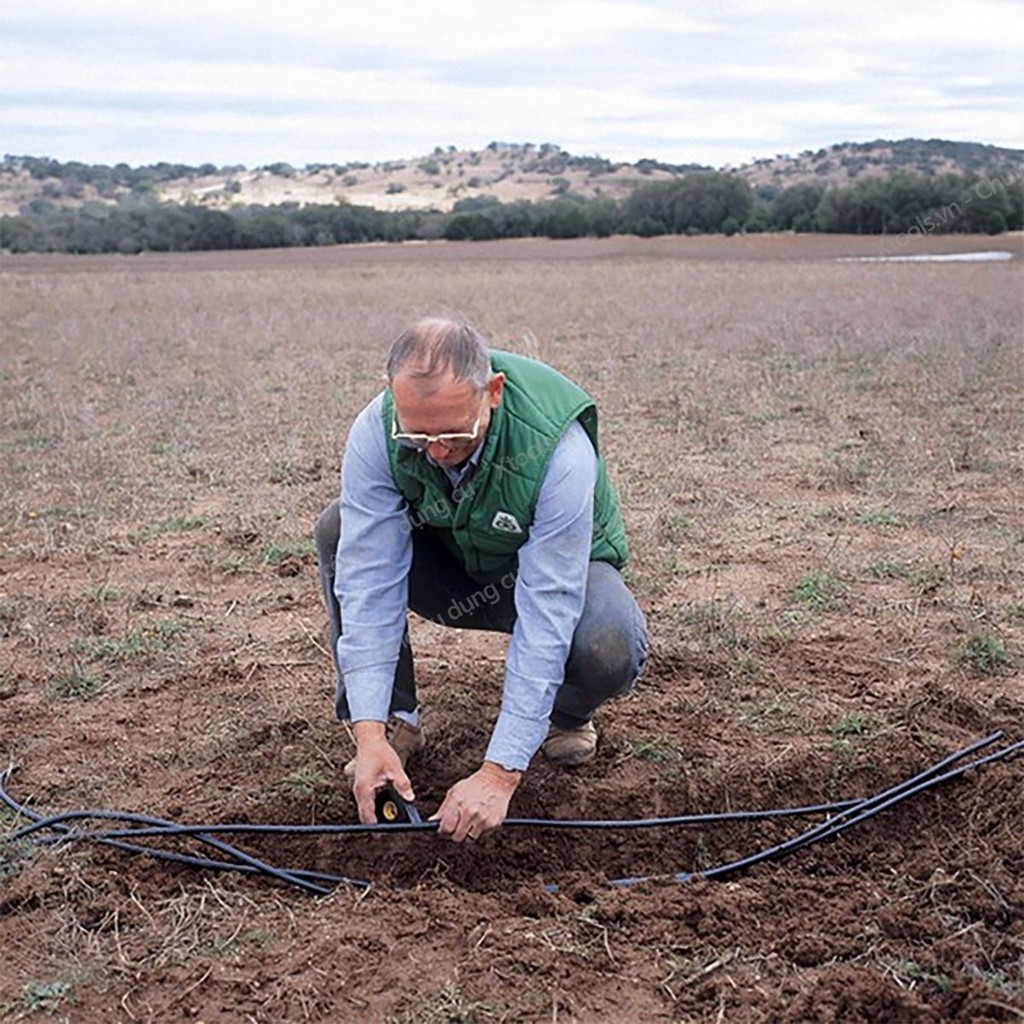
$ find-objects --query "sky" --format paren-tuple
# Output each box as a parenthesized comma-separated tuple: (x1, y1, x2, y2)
(1, 0, 1022, 170)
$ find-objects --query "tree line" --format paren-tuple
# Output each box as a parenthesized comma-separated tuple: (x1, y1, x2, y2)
(2, 169, 1020, 254)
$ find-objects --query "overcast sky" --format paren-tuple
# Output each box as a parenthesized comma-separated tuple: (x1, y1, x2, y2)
(1, 0, 1021, 170)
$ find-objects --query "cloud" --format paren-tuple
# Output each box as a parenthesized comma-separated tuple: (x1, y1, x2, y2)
(0, 0, 1020, 167)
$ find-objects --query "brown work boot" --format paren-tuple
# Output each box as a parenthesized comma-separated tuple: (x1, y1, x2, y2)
(542, 720, 598, 767)
(343, 718, 427, 779)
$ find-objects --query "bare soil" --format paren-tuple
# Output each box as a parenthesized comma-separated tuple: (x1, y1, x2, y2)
(1, 233, 1022, 1022)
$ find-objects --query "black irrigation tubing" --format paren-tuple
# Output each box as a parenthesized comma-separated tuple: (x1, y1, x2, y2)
(5, 728, 1005, 845)
(0, 771, 354, 896)
(598, 733, 1023, 890)
(8, 799, 867, 843)
(1, 785, 863, 897)
(2, 731, 1018, 896)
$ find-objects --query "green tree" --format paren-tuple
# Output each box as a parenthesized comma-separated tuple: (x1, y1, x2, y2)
(622, 172, 752, 235)
(770, 183, 824, 230)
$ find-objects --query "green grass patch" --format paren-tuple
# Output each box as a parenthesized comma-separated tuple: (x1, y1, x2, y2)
(18, 977, 76, 1015)
(148, 441, 191, 456)
(738, 696, 801, 731)
(866, 558, 907, 579)
(788, 570, 846, 612)
(15, 433, 60, 451)
(958, 632, 1012, 675)
(828, 712, 871, 737)
(759, 622, 792, 649)
(692, 834, 714, 872)
(388, 983, 495, 1024)
(675, 601, 731, 631)
(727, 655, 763, 681)
(967, 965, 1024, 996)
(826, 450, 871, 490)
(0, 599, 20, 636)
(805, 504, 836, 521)
(666, 558, 690, 578)
(48, 670, 105, 700)
(279, 764, 329, 795)
(658, 510, 692, 543)
(34, 504, 90, 520)
(826, 739, 855, 798)
(908, 565, 946, 595)
(263, 538, 317, 565)
(1, 810, 37, 880)
(198, 936, 241, 959)
(219, 555, 249, 575)
(855, 507, 902, 527)
(147, 515, 207, 535)
(675, 601, 758, 663)
(629, 738, 684, 763)
(894, 960, 952, 993)
(72, 618, 189, 662)
(1003, 602, 1024, 622)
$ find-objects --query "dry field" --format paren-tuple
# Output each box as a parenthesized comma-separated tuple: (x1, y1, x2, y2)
(1, 233, 1022, 1023)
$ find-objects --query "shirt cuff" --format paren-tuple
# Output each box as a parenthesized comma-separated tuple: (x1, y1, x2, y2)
(485, 708, 551, 771)
(340, 665, 394, 723)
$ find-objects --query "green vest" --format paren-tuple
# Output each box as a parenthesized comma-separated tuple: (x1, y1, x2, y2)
(382, 351, 628, 583)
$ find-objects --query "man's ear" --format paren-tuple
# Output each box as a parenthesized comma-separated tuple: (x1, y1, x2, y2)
(487, 372, 505, 407)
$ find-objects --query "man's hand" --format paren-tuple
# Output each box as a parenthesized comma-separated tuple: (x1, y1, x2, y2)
(350, 721, 415, 824)
(430, 761, 521, 842)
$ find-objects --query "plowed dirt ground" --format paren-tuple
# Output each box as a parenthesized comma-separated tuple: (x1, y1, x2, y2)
(2, 233, 1022, 1022)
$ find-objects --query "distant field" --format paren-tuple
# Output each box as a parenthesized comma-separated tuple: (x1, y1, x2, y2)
(3, 228, 1021, 272)
(1, 235, 1021, 1023)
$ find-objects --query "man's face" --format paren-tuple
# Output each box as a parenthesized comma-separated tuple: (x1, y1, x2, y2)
(391, 370, 504, 469)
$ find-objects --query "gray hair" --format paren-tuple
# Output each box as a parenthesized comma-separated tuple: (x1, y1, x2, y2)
(386, 318, 491, 390)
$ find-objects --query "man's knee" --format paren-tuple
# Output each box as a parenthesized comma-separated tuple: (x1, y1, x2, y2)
(575, 562, 647, 692)
(571, 618, 644, 698)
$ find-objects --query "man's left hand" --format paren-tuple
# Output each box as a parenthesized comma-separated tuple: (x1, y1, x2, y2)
(430, 761, 521, 842)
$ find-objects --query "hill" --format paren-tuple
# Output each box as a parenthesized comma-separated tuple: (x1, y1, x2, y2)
(2, 138, 1020, 217)
(739, 138, 1021, 191)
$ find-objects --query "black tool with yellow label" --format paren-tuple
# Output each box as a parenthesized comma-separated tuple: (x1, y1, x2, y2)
(374, 786, 422, 825)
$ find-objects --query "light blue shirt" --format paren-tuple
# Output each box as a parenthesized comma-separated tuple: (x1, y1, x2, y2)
(335, 392, 597, 770)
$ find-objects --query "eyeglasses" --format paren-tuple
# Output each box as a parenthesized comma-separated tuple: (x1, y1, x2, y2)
(391, 393, 487, 451)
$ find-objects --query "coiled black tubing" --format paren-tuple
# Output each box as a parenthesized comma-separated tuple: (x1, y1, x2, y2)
(2, 731, 1018, 896)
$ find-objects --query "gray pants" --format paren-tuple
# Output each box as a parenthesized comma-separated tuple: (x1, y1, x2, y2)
(314, 499, 648, 729)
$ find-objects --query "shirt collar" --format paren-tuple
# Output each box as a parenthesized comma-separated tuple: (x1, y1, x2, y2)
(427, 437, 486, 487)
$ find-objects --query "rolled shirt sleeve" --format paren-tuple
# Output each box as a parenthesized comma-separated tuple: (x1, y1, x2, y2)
(485, 420, 597, 770)
(334, 394, 413, 723)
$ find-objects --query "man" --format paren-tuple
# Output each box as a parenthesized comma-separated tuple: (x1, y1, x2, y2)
(315, 317, 647, 843)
